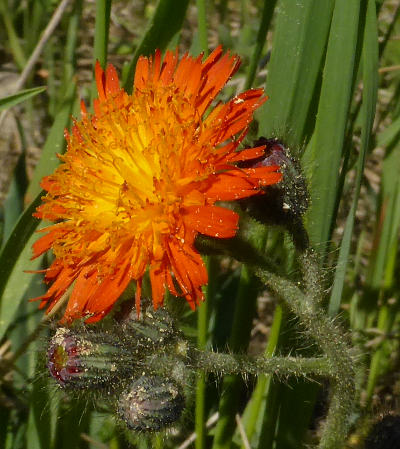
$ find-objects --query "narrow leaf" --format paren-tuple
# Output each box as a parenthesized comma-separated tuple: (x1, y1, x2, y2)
(257, 0, 334, 147)
(0, 192, 43, 341)
(329, 0, 378, 315)
(122, 0, 190, 92)
(302, 0, 360, 254)
(0, 87, 46, 111)
(25, 82, 76, 204)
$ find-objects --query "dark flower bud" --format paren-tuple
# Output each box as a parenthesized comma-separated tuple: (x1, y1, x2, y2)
(365, 414, 400, 449)
(47, 307, 181, 391)
(239, 137, 309, 251)
(123, 306, 177, 348)
(47, 327, 135, 390)
(117, 375, 184, 432)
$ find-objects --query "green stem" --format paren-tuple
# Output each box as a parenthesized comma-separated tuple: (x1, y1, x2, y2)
(196, 0, 208, 54)
(255, 265, 356, 449)
(91, 0, 112, 101)
(195, 256, 215, 449)
(194, 352, 333, 379)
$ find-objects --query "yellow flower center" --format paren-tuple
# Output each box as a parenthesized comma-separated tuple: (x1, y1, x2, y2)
(57, 84, 213, 270)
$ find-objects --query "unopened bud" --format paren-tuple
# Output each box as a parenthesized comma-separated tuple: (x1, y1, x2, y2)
(240, 137, 309, 250)
(123, 307, 177, 348)
(118, 375, 184, 431)
(47, 327, 134, 389)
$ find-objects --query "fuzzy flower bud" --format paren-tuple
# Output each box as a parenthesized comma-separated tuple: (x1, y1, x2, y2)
(47, 306, 181, 391)
(240, 137, 309, 250)
(117, 375, 184, 431)
(47, 327, 135, 389)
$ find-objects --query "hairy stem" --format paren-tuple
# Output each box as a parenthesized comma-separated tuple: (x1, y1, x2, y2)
(193, 351, 334, 379)
(255, 263, 356, 449)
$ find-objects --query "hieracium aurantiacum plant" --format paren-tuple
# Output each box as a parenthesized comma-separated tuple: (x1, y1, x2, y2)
(31, 46, 281, 322)
(30, 48, 358, 449)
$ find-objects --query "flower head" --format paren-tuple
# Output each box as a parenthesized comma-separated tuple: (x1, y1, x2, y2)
(32, 46, 281, 323)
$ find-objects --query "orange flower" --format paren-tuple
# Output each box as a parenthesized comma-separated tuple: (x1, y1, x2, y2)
(31, 46, 281, 323)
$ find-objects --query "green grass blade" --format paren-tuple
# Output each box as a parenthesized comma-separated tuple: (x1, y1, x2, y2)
(0, 87, 46, 112)
(367, 147, 400, 290)
(0, 191, 43, 341)
(244, 0, 277, 90)
(377, 113, 400, 147)
(2, 158, 26, 245)
(195, 257, 215, 449)
(196, 0, 209, 54)
(0, 0, 26, 70)
(211, 266, 259, 449)
(122, 0, 190, 92)
(90, 0, 112, 101)
(329, 0, 378, 316)
(25, 81, 76, 204)
(237, 305, 284, 448)
(93, 0, 112, 67)
(212, 223, 267, 449)
(60, 0, 83, 104)
(194, 8, 209, 448)
(257, 0, 334, 147)
(302, 0, 361, 253)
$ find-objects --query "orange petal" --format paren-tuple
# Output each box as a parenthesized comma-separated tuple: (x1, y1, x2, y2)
(62, 267, 98, 322)
(159, 49, 178, 85)
(105, 63, 120, 95)
(241, 166, 283, 186)
(183, 205, 239, 238)
(166, 239, 207, 309)
(205, 172, 260, 202)
(196, 47, 240, 116)
(134, 55, 149, 90)
(135, 278, 142, 315)
(227, 145, 266, 162)
(95, 60, 106, 101)
(80, 100, 87, 118)
(149, 265, 166, 309)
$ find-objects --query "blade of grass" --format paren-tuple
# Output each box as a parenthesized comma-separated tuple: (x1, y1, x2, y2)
(93, 0, 112, 67)
(378, 1, 400, 58)
(90, 0, 112, 101)
(211, 266, 260, 449)
(328, 0, 378, 316)
(257, 0, 334, 148)
(363, 147, 400, 403)
(212, 226, 267, 449)
(236, 305, 284, 448)
(196, 0, 209, 53)
(122, 0, 190, 92)
(25, 81, 76, 204)
(0, 0, 26, 70)
(367, 146, 400, 290)
(0, 0, 73, 131)
(0, 191, 44, 341)
(194, 23, 209, 449)
(196, 257, 215, 449)
(0, 87, 46, 112)
(60, 0, 83, 96)
(2, 157, 27, 245)
(302, 0, 361, 254)
(244, 0, 277, 90)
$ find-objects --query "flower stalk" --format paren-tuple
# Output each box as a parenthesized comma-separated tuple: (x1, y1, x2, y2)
(255, 256, 357, 449)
